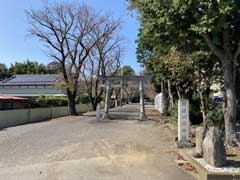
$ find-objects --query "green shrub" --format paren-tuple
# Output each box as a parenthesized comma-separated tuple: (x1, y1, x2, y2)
(76, 95, 102, 104)
(169, 97, 203, 125)
(76, 95, 91, 104)
(189, 96, 203, 125)
(36, 95, 68, 106)
(206, 104, 224, 129)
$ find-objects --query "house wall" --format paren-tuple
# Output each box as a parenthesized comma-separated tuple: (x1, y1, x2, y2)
(0, 104, 92, 129)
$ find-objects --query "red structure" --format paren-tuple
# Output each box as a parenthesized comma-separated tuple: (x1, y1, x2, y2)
(0, 95, 29, 110)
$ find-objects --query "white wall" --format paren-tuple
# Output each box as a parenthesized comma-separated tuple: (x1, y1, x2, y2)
(0, 104, 92, 129)
(52, 106, 69, 119)
(30, 108, 52, 122)
(0, 109, 29, 127)
(154, 93, 164, 114)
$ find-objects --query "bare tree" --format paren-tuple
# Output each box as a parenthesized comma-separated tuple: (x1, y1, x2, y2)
(26, 1, 119, 115)
(81, 26, 123, 110)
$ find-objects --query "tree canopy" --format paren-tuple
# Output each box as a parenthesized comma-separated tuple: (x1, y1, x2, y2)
(0, 63, 10, 80)
(0, 60, 58, 81)
(116, 66, 135, 76)
(9, 60, 56, 74)
(130, 0, 240, 146)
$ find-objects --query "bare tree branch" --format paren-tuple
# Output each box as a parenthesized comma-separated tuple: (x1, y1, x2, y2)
(26, 1, 122, 114)
(203, 33, 224, 61)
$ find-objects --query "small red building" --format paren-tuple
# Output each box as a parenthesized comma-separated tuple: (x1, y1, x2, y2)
(0, 95, 29, 110)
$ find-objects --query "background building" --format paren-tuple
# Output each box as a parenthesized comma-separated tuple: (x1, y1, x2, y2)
(0, 74, 65, 98)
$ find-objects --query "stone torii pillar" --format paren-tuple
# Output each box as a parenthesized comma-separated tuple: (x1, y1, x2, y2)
(103, 79, 111, 119)
(120, 79, 123, 107)
(114, 89, 118, 108)
(139, 80, 146, 120)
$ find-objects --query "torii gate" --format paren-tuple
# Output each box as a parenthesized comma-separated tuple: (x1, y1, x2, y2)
(99, 75, 151, 120)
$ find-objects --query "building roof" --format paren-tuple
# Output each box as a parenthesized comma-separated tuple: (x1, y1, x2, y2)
(0, 95, 27, 100)
(0, 74, 57, 86)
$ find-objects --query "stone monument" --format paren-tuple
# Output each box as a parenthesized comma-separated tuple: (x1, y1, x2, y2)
(154, 93, 164, 114)
(176, 99, 193, 148)
(96, 103, 101, 122)
(203, 127, 226, 167)
(191, 126, 206, 158)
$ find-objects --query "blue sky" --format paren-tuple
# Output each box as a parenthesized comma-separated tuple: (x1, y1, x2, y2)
(0, 0, 142, 73)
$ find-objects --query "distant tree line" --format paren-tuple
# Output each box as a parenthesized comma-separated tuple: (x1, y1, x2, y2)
(0, 60, 61, 80)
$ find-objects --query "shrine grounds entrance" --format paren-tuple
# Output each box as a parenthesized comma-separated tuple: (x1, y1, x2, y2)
(99, 76, 151, 120)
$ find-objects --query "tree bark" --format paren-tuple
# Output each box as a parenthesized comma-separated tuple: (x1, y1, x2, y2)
(198, 73, 207, 127)
(167, 80, 174, 109)
(203, 33, 239, 146)
(222, 62, 239, 146)
(67, 90, 77, 115)
(91, 98, 96, 111)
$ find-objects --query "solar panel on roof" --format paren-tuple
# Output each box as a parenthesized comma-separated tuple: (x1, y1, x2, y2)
(0, 74, 57, 85)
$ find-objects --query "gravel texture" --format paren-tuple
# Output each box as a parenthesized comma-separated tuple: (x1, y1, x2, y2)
(0, 104, 194, 180)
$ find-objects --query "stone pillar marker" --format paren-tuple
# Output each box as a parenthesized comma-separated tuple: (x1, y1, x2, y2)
(139, 80, 146, 120)
(176, 99, 192, 148)
(103, 80, 111, 119)
(114, 89, 118, 108)
(96, 103, 101, 122)
(154, 93, 164, 114)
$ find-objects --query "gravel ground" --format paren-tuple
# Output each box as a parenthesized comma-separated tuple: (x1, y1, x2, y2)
(0, 104, 195, 180)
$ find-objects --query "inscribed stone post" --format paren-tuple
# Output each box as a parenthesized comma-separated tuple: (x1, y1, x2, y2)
(176, 99, 192, 148)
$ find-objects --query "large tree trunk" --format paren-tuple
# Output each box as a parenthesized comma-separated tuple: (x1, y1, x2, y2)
(203, 33, 239, 146)
(167, 80, 174, 109)
(91, 98, 96, 111)
(235, 68, 240, 124)
(223, 62, 238, 146)
(67, 90, 77, 115)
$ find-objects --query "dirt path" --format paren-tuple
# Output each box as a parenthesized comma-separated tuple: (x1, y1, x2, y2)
(0, 104, 195, 180)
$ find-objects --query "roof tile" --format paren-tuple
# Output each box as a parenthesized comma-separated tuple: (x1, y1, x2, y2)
(0, 74, 57, 85)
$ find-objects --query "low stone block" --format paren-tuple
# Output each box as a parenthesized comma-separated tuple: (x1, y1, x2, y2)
(194, 126, 206, 158)
(175, 140, 193, 148)
(203, 127, 226, 167)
